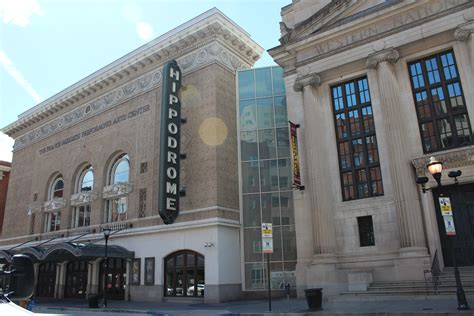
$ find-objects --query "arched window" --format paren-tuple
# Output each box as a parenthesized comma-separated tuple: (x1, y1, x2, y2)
(72, 166, 93, 228)
(164, 250, 204, 297)
(45, 175, 63, 232)
(105, 154, 129, 223)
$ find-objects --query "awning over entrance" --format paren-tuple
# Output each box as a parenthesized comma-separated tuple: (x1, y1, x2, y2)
(1, 242, 134, 263)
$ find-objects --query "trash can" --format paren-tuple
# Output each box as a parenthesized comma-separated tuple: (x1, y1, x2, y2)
(88, 294, 102, 308)
(304, 288, 322, 311)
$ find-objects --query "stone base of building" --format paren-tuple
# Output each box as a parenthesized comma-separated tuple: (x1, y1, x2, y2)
(296, 248, 431, 297)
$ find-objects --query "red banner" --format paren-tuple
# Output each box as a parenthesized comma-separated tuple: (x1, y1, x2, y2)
(289, 121, 302, 188)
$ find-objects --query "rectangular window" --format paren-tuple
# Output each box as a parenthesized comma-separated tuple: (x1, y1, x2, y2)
(139, 188, 147, 218)
(331, 77, 384, 201)
(72, 205, 91, 228)
(44, 211, 61, 232)
(357, 216, 375, 247)
(408, 50, 473, 153)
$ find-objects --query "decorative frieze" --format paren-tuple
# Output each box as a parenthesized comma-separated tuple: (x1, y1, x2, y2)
(366, 48, 399, 69)
(454, 21, 474, 41)
(102, 183, 133, 199)
(411, 146, 474, 177)
(12, 43, 247, 152)
(43, 198, 65, 212)
(70, 191, 97, 206)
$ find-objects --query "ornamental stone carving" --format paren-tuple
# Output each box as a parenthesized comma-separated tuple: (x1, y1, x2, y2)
(454, 21, 474, 41)
(102, 183, 133, 199)
(28, 202, 44, 215)
(43, 198, 65, 212)
(293, 74, 321, 92)
(366, 48, 400, 69)
(70, 191, 97, 206)
(411, 146, 474, 177)
(14, 43, 246, 152)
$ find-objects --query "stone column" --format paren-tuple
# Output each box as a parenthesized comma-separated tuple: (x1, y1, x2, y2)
(455, 21, 474, 68)
(366, 49, 426, 251)
(56, 262, 67, 298)
(294, 75, 336, 257)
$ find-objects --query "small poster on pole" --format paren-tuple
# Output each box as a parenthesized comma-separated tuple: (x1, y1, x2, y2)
(443, 215, 456, 236)
(261, 223, 273, 254)
(439, 197, 453, 216)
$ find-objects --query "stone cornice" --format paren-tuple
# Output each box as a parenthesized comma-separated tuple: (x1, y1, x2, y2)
(293, 74, 321, 92)
(366, 48, 400, 69)
(454, 21, 474, 41)
(2, 8, 263, 138)
(10, 42, 249, 152)
(411, 146, 474, 177)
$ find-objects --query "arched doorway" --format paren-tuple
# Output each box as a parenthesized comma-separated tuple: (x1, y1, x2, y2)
(99, 258, 126, 300)
(36, 262, 56, 297)
(164, 250, 204, 297)
(65, 260, 88, 298)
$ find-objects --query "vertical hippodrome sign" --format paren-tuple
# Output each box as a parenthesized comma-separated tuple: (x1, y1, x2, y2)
(159, 60, 182, 224)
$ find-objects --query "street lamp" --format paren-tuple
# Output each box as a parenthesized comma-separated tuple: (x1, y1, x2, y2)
(102, 228, 111, 308)
(416, 156, 469, 310)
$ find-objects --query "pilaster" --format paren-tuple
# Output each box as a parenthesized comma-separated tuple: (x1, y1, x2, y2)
(294, 74, 336, 257)
(366, 48, 426, 252)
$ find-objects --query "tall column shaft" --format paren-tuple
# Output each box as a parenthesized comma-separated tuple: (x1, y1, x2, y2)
(295, 75, 336, 256)
(367, 49, 425, 249)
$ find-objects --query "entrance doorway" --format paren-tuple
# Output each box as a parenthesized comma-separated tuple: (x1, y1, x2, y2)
(433, 183, 474, 266)
(65, 260, 88, 298)
(36, 262, 56, 297)
(164, 250, 204, 297)
(99, 258, 126, 300)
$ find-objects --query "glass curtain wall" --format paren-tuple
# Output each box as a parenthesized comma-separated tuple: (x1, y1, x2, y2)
(237, 66, 297, 291)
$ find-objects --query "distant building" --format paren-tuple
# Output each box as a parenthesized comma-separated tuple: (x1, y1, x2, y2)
(0, 161, 11, 235)
(269, 0, 474, 295)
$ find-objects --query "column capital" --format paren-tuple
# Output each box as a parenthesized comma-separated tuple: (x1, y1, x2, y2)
(293, 74, 321, 92)
(366, 48, 400, 69)
(454, 21, 474, 41)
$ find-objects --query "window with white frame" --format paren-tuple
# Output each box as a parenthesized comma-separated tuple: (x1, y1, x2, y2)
(72, 166, 93, 228)
(44, 175, 63, 232)
(104, 154, 129, 223)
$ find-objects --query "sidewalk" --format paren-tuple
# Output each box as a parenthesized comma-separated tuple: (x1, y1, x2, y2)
(31, 295, 474, 316)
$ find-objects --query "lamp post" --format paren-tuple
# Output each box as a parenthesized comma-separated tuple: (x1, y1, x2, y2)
(416, 156, 469, 310)
(102, 228, 111, 308)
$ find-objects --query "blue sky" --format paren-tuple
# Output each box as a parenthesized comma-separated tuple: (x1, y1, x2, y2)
(0, 0, 289, 161)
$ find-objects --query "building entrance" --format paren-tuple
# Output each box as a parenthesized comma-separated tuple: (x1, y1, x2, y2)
(164, 250, 204, 297)
(433, 183, 474, 266)
(36, 262, 56, 297)
(99, 258, 126, 300)
(65, 260, 88, 298)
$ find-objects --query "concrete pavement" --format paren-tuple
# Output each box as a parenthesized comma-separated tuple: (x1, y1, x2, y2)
(31, 295, 474, 315)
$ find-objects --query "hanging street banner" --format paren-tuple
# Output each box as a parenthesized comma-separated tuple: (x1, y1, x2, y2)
(159, 60, 182, 225)
(439, 197, 453, 216)
(262, 223, 273, 254)
(443, 215, 456, 236)
(289, 121, 303, 189)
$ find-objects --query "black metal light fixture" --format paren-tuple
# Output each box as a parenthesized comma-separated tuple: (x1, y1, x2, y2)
(415, 156, 468, 310)
(102, 228, 111, 308)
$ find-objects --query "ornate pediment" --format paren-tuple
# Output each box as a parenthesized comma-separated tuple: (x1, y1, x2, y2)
(70, 191, 97, 206)
(102, 182, 133, 199)
(43, 198, 65, 212)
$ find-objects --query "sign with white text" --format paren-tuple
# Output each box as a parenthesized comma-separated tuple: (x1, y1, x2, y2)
(262, 223, 273, 253)
(159, 60, 183, 225)
(443, 215, 456, 236)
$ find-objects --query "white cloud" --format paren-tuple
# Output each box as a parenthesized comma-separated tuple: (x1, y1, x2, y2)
(0, 0, 43, 27)
(0, 132, 13, 162)
(0, 50, 43, 103)
(136, 21, 154, 41)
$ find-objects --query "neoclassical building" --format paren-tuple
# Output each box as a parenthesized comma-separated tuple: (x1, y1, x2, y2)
(269, 0, 474, 295)
(0, 8, 263, 303)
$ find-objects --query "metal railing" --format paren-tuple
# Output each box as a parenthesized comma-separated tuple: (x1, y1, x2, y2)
(424, 249, 440, 296)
